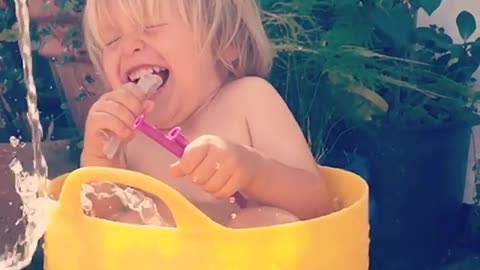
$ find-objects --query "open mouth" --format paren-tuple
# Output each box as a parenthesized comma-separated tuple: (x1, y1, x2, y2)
(127, 66, 170, 88)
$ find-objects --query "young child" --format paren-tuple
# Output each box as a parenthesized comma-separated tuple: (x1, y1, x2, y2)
(80, 0, 333, 228)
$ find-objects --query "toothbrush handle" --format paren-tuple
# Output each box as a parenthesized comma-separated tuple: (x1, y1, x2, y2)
(103, 134, 121, 160)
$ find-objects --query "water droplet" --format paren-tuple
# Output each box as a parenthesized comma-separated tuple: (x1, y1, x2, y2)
(229, 197, 236, 204)
(9, 136, 20, 148)
(9, 158, 23, 175)
(231, 213, 237, 220)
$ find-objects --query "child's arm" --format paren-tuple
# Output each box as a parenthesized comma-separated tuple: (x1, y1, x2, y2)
(239, 77, 333, 219)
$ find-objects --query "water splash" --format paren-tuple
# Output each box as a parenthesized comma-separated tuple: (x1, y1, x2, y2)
(81, 182, 172, 226)
(0, 0, 52, 268)
(1, 156, 55, 270)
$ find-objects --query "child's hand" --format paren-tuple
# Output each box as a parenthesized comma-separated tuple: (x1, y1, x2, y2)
(83, 83, 154, 161)
(169, 135, 264, 199)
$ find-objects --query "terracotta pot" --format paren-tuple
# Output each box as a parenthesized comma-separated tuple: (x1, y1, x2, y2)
(0, 140, 77, 255)
(48, 61, 104, 132)
(28, 0, 82, 22)
(28, 0, 86, 62)
(36, 22, 90, 63)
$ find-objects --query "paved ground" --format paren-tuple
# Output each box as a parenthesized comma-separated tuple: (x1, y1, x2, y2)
(440, 257, 480, 270)
(439, 245, 480, 270)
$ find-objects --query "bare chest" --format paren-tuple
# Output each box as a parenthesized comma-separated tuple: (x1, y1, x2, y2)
(124, 100, 251, 203)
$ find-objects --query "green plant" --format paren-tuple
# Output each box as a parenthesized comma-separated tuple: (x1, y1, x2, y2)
(0, 0, 87, 142)
(260, 0, 479, 162)
(368, 0, 480, 128)
(0, 0, 35, 141)
(261, 0, 384, 158)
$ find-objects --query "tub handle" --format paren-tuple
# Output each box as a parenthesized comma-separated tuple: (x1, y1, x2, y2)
(57, 166, 222, 231)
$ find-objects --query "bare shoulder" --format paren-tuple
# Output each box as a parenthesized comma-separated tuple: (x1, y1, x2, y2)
(212, 76, 282, 119)
(221, 76, 318, 173)
(221, 76, 280, 103)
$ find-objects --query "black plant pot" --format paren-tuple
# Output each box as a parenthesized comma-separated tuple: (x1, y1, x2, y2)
(364, 125, 471, 270)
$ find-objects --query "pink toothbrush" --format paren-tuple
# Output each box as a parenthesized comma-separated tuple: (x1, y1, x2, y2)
(133, 115, 248, 209)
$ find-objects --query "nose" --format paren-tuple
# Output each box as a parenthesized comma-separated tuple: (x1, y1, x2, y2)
(122, 34, 145, 55)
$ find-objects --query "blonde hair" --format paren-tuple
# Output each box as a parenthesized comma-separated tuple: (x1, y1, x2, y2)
(83, 0, 274, 82)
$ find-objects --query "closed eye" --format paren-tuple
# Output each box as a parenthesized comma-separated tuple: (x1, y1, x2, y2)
(105, 37, 121, 46)
(145, 23, 167, 30)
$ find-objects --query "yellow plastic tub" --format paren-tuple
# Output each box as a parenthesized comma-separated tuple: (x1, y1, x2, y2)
(45, 166, 369, 270)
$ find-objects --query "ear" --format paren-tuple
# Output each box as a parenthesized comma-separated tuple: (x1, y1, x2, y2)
(223, 44, 239, 63)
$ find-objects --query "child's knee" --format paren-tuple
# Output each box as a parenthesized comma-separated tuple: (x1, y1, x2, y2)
(227, 206, 299, 229)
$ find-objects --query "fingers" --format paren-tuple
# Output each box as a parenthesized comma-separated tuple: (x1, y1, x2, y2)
(83, 83, 156, 159)
(171, 148, 239, 198)
(213, 167, 247, 199)
(87, 84, 152, 136)
(202, 165, 233, 194)
(86, 111, 131, 139)
(94, 101, 136, 131)
(121, 82, 149, 100)
(168, 136, 248, 199)
(169, 139, 211, 177)
(104, 84, 146, 114)
(190, 158, 220, 185)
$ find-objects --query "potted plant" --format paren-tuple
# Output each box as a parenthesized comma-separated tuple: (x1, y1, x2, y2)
(262, 0, 480, 269)
(260, 0, 382, 164)
(354, 1, 479, 269)
(261, 0, 424, 228)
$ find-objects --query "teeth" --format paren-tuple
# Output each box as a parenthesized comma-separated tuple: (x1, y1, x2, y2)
(128, 66, 166, 82)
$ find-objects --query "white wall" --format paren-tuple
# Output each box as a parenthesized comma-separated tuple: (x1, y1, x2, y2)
(417, 0, 480, 204)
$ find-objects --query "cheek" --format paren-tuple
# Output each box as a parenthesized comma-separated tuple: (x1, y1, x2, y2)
(159, 29, 211, 70)
(168, 46, 218, 79)
(102, 51, 121, 86)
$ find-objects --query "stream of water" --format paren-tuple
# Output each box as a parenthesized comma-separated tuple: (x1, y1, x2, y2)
(0, 0, 54, 269)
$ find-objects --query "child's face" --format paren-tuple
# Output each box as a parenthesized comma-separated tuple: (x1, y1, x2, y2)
(100, 4, 229, 129)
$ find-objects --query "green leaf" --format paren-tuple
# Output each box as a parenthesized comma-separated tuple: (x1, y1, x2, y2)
(72, 40, 82, 48)
(84, 75, 95, 84)
(450, 44, 465, 58)
(471, 41, 480, 63)
(334, 0, 361, 7)
(349, 85, 389, 113)
(415, 26, 453, 53)
(0, 29, 18, 42)
(456, 11, 477, 41)
(419, 0, 442, 16)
